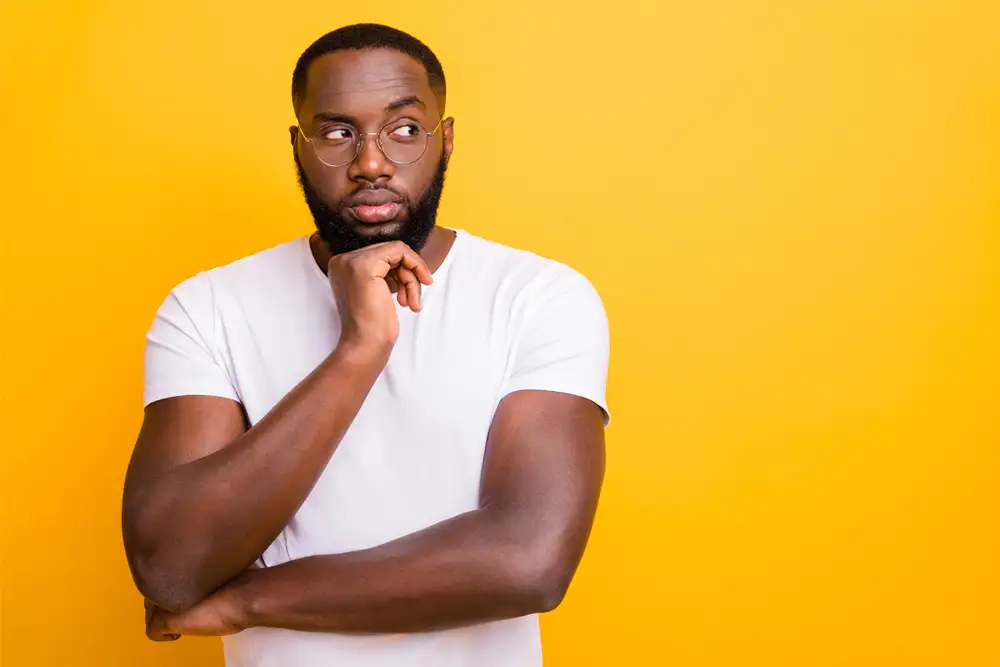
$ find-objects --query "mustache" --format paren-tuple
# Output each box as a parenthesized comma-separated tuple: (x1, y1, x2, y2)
(340, 183, 408, 209)
(292, 150, 408, 212)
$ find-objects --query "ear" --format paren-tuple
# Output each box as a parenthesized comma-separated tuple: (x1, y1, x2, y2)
(289, 126, 298, 145)
(442, 117, 455, 160)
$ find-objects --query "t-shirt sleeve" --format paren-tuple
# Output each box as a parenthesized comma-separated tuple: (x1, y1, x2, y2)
(501, 264, 611, 425)
(143, 274, 240, 408)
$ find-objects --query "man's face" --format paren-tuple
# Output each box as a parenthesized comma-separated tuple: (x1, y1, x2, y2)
(292, 48, 454, 254)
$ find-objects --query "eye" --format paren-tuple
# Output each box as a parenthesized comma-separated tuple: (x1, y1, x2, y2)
(321, 127, 354, 142)
(389, 124, 422, 139)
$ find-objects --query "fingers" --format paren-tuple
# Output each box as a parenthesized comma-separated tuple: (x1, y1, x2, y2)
(383, 242, 429, 312)
(378, 241, 433, 286)
(385, 274, 405, 307)
(341, 240, 432, 285)
(145, 604, 181, 642)
(388, 272, 411, 309)
(367, 242, 429, 312)
(337, 240, 431, 313)
(387, 267, 422, 311)
(395, 266, 421, 312)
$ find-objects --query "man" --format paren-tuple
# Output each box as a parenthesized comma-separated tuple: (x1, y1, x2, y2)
(122, 23, 610, 667)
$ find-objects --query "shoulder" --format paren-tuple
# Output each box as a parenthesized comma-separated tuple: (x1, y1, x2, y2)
(452, 230, 604, 307)
(161, 237, 310, 308)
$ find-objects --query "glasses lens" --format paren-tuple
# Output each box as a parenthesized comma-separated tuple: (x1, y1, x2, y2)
(312, 126, 358, 167)
(380, 121, 429, 164)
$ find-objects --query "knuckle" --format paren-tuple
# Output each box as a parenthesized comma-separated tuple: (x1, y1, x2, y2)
(344, 255, 367, 270)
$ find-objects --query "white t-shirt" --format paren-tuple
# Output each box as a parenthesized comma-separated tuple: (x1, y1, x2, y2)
(143, 229, 611, 667)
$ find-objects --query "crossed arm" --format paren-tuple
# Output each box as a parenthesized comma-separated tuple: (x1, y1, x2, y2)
(123, 347, 606, 638)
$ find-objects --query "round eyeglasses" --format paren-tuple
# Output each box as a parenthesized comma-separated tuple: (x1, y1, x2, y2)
(298, 118, 443, 168)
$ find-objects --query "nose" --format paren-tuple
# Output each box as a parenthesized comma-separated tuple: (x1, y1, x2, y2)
(348, 133, 395, 183)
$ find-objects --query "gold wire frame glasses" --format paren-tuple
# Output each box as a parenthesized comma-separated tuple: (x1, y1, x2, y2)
(298, 117, 443, 168)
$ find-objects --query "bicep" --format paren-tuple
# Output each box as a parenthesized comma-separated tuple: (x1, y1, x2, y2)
(133, 274, 246, 491)
(480, 390, 606, 560)
(124, 396, 247, 504)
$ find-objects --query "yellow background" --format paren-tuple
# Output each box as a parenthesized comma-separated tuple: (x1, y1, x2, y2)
(2, 1, 998, 665)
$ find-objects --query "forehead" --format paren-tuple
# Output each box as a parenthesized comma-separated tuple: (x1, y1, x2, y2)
(301, 48, 439, 120)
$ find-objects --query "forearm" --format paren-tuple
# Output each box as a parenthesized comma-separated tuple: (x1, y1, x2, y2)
(228, 507, 567, 634)
(126, 341, 387, 611)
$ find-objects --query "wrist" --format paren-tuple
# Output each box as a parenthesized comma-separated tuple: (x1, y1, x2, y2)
(334, 334, 394, 366)
(222, 570, 259, 633)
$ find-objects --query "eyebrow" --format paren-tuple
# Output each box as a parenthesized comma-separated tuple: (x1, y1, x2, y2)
(385, 95, 425, 113)
(312, 96, 426, 125)
(313, 111, 357, 124)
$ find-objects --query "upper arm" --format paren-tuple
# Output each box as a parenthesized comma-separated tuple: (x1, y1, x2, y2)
(122, 396, 247, 607)
(481, 391, 606, 577)
(124, 275, 246, 529)
(124, 396, 246, 500)
(478, 263, 611, 592)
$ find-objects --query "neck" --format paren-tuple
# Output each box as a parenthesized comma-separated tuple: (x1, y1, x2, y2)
(310, 226, 458, 280)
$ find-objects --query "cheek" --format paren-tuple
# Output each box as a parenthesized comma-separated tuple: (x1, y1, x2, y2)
(304, 161, 350, 202)
(395, 164, 437, 202)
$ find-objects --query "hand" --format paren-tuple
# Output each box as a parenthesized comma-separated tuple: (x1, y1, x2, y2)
(144, 589, 247, 641)
(327, 240, 433, 350)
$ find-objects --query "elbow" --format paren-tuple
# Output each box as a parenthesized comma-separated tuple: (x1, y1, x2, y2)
(133, 565, 204, 613)
(126, 547, 205, 613)
(123, 514, 209, 612)
(514, 550, 576, 615)
(142, 584, 203, 615)
(492, 514, 582, 615)
(530, 569, 572, 614)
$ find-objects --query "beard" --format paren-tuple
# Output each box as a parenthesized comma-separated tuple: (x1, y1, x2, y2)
(295, 152, 447, 256)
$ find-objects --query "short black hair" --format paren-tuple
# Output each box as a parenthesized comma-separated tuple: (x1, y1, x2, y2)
(292, 23, 446, 115)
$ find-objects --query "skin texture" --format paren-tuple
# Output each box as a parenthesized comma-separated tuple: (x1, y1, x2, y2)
(124, 47, 606, 641)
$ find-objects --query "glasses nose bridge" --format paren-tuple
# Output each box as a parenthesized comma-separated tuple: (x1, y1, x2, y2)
(355, 130, 388, 164)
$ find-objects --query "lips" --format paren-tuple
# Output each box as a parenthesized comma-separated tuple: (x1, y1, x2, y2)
(344, 189, 403, 224)
(350, 202, 402, 223)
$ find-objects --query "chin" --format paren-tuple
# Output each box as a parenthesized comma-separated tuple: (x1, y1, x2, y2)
(353, 218, 408, 237)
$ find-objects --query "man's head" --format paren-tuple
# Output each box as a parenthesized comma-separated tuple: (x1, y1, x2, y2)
(290, 24, 454, 255)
